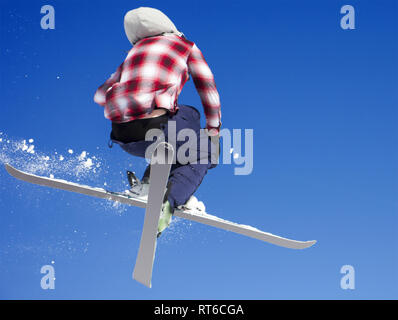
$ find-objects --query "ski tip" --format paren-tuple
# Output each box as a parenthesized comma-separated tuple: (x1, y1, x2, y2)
(303, 240, 317, 249)
(288, 239, 317, 250)
(4, 163, 15, 175)
(4, 163, 20, 176)
(132, 273, 152, 288)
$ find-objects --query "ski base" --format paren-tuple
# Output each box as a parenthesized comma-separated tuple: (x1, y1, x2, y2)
(4, 163, 317, 251)
(133, 142, 174, 288)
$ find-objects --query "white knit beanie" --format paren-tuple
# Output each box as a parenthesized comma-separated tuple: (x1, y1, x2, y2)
(124, 7, 184, 45)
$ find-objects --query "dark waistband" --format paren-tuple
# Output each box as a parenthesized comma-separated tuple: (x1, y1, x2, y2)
(111, 113, 169, 143)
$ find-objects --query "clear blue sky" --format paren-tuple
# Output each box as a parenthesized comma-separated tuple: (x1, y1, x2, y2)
(0, 0, 397, 299)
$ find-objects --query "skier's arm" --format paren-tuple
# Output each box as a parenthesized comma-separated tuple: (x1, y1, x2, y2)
(93, 63, 123, 106)
(187, 44, 221, 135)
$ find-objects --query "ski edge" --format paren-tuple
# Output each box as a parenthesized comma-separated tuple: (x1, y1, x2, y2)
(4, 163, 317, 250)
(174, 209, 317, 249)
(132, 142, 174, 288)
(4, 163, 146, 209)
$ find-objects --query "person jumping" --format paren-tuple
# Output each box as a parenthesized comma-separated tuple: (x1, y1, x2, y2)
(94, 7, 222, 236)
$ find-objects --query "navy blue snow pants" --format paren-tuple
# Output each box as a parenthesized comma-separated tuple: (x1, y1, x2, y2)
(111, 105, 219, 209)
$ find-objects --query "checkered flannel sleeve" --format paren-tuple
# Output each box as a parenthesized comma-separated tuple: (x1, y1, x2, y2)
(187, 44, 221, 133)
(93, 63, 123, 107)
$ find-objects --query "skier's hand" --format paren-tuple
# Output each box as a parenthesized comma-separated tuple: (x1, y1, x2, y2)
(205, 128, 219, 137)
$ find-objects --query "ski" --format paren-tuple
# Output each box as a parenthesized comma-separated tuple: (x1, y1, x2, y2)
(4, 163, 316, 250)
(133, 142, 174, 288)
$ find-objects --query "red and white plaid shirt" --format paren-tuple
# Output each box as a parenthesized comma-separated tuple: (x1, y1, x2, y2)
(94, 34, 221, 132)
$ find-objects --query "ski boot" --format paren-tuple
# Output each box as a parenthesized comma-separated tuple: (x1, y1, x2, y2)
(157, 200, 173, 238)
(126, 171, 150, 201)
(157, 196, 206, 238)
(177, 195, 206, 213)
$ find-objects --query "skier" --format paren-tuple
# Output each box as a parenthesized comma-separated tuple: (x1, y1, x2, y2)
(94, 7, 222, 236)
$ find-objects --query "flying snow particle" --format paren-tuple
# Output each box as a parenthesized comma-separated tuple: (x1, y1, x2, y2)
(27, 145, 35, 154)
(59, 155, 64, 161)
(83, 158, 93, 168)
(233, 153, 239, 159)
(50, 174, 54, 179)
(28, 138, 34, 143)
(21, 140, 28, 151)
(78, 151, 87, 160)
(68, 149, 73, 154)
